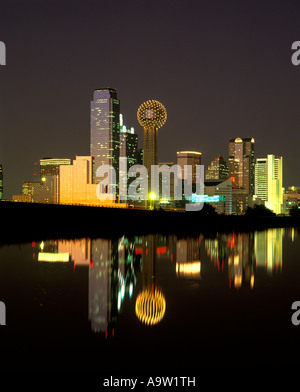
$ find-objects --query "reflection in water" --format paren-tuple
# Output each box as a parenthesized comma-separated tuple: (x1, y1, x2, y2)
(32, 228, 287, 335)
(176, 237, 201, 279)
(227, 232, 254, 289)
(89, 239, 118, 334)
(254, 229, 283, 273)
(204, 229, 284, 289)
(135, 235, 166, 326)
(37, 240, 70, 262)
(135, 289, 166, 326)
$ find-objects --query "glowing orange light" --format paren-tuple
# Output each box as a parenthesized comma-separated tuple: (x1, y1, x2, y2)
(176, 261, 201, 277)
(137, 100, 167, 129)
(135, 288, 166, 326)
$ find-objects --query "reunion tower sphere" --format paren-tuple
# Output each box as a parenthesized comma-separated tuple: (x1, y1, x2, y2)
(137, 100, 167, 129)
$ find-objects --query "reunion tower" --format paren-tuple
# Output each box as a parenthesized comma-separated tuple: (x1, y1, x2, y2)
(137, 100, 167, 171)
(137, 100, 167, 203)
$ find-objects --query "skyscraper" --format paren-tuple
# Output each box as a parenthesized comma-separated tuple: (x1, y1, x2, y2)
(38, 158, 71, 203)
(254, 158, 268, 201)
(254, 154, 283, 214)
(228, 137, 255, 195)
(119, 114, 138, 169)
(0, 164, 3, 200)
(205, 155, 229, 180)
(40, 158, 71, 180)
(90, 88, 120, 184)
(60, 156, 97, 205)
(177, 151, 202, 183)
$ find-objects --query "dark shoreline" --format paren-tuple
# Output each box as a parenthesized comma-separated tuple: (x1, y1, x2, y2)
(1, 200, 300, 245)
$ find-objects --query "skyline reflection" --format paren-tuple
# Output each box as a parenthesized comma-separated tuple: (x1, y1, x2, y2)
(32, 228, 289, 335)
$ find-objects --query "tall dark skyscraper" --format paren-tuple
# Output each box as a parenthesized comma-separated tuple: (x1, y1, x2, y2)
(229, 137, 255, 195)
(205, 155, 229, 180)
(90, 88, 120, 184)
(119, 114, 138, 169)
(0, 164, 3, 200)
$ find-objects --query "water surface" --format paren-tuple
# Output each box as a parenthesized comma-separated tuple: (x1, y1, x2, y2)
(0, 228, 299, 371)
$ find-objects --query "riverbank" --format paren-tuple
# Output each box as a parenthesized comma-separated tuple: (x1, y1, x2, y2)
(1, 200, 300, 244)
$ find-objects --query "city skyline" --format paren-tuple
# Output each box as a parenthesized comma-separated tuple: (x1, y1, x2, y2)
(1, 88, 289, 214)
(2, 0, 300, 377)
(1, 0, 300, 198)
(0, 78, 290, 214)
(0, 94, 291, 208)
(0, 87, 296, 198)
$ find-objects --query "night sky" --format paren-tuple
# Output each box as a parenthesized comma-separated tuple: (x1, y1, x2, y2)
(1, 0, 300, 198)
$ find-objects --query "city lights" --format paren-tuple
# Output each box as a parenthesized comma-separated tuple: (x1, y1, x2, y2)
(5, 87, 292, 215)
(135, 288, 166, 326)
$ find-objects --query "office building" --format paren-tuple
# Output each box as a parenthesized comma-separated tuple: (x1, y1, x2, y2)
(205, 155, 228, 180)
(136, 148, 144, 165)
(232, 188, 248, 214)
(254, 154, 283, 214)
(36, 158, 70, 203)
(119, 113, 138, 168)
(21, 182, 40, 196)
(60, 156, 98, 205)
(0, 164, 3, 200)
(283, 186, 300, 214)
(254, 158, 268, 201)
(204, 178, 232, 214)
(90, 88, 120, 185)
(157, 161, 175, 208)
(229, 137, 255, 195)
(177, 151, 202, 183)
(12, 194, 32, 202)
(59, 155, 125, 206)
(40, 158, 71, 180)
(32, 175, 58, 204)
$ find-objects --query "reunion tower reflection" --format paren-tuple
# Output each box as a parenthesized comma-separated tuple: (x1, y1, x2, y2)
(135, 235, 166, 326)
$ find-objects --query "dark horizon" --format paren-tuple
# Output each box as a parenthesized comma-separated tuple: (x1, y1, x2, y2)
(1, 0, 300, 198)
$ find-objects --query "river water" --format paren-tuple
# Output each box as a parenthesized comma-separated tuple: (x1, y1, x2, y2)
(0, 228, 299, 371)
